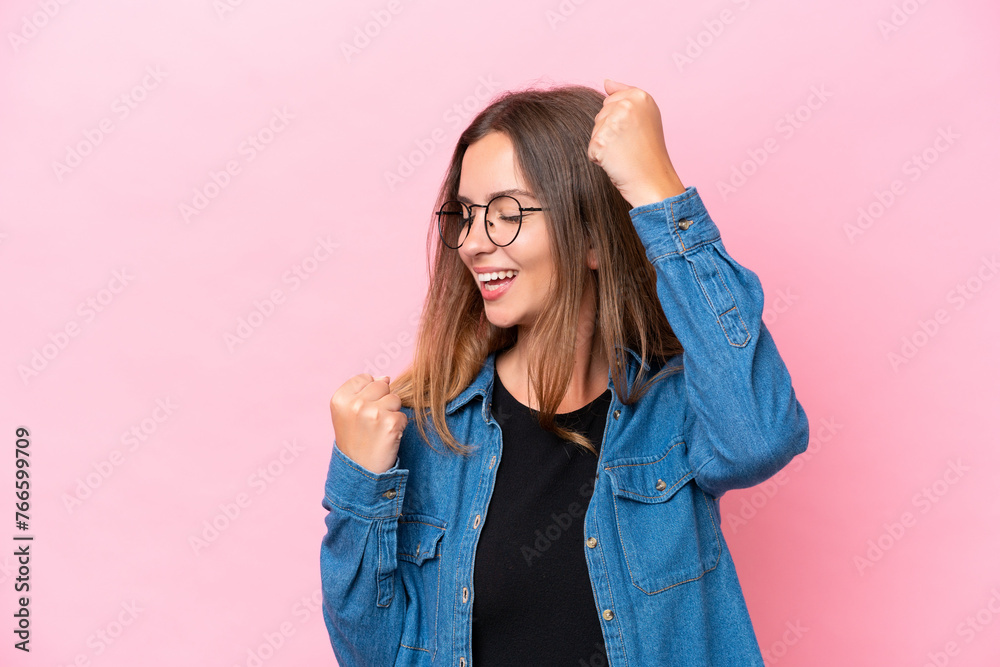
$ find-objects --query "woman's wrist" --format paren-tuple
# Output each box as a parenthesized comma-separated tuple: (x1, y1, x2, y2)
(624, 174, 687, 208)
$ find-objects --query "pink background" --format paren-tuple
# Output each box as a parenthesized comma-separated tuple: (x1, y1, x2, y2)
(2, 0, 999, 665)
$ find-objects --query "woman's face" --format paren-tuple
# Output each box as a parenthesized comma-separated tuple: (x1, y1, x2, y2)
(456, 131, 554, 331)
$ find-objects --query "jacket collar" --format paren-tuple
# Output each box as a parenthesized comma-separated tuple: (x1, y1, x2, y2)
(445, 345, 650, 417)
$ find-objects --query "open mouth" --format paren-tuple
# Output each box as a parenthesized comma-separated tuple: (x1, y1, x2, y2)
(478, 269, 519, 292)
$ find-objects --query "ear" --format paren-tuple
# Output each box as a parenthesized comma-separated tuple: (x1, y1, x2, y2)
(587, 244, 599, 270)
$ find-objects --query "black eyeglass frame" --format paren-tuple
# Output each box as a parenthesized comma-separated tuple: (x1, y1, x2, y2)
(435, 195, 547, 249)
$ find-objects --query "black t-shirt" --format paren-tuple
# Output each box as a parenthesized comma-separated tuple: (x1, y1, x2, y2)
(471, 365, 613, 665)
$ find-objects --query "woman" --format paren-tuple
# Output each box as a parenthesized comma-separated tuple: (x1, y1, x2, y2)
(321, 78, 810, 666)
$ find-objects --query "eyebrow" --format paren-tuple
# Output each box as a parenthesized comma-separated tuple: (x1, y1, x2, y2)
(456, 188, 537, 204)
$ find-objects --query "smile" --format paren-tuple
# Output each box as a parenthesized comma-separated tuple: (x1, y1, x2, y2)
(478, 270, 518, 299)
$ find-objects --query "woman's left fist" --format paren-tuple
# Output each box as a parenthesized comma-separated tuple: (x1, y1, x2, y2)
(587, 78, 686, 208)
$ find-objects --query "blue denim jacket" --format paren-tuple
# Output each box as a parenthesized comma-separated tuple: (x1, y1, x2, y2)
(320, 186, 810, 666)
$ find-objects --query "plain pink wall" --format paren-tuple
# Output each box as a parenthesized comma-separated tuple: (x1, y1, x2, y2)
(2, 0, 999, 665)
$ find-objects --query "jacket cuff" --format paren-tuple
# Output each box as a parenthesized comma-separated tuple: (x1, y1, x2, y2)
(324, 440, 408, 519)
(628, 186, 722, 260)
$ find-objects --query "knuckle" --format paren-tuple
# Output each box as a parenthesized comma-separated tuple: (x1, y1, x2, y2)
(354, 398, 374, 419)
(361, 411, 381, 429)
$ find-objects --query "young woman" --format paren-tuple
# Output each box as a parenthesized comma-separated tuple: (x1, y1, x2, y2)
(321, 79, 810, 666)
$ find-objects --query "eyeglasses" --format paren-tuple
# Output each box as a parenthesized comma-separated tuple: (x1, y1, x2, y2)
(436, 195, 547, 249)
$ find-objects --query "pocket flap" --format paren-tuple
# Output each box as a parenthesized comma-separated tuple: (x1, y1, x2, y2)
(397, 513, 446, 564)
(604, 439, 693, 503)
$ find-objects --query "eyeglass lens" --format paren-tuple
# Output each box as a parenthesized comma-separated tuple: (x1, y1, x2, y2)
(438, 195, 523, 248)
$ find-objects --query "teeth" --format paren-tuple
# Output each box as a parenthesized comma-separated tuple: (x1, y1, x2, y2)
(478, 269, 518, 282)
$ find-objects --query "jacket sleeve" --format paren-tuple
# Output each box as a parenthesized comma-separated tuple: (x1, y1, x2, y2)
(320, 439, 409, 666)
(628, 186, 810, 498)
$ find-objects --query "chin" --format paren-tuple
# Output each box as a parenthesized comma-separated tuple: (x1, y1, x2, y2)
(484, 311, 518, 330)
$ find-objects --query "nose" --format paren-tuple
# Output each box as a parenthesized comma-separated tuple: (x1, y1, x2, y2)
(460, 206, 494, 253)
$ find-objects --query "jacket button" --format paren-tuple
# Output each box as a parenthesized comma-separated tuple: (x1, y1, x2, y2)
(613, 409, 620, 420)
(462, 586, 469, 603)
(678, 218, 692, 230)
(655, 479, 666, 491)
(383, 489, 397, 499)
(587, 537, 597, 548)
(603, 609, 614, 621)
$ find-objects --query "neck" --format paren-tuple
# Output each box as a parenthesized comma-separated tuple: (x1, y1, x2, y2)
(498, 277, 608, 413)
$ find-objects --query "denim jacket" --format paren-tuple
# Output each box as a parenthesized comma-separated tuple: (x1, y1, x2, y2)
(320, 186, 810, 666)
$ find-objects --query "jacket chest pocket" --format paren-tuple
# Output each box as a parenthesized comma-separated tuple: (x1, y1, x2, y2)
(396, 514, 447, 658)
(604, 438, 721, 594)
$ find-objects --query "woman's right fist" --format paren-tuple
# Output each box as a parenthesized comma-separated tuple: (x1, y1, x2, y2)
(330, 374, 408, 475)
